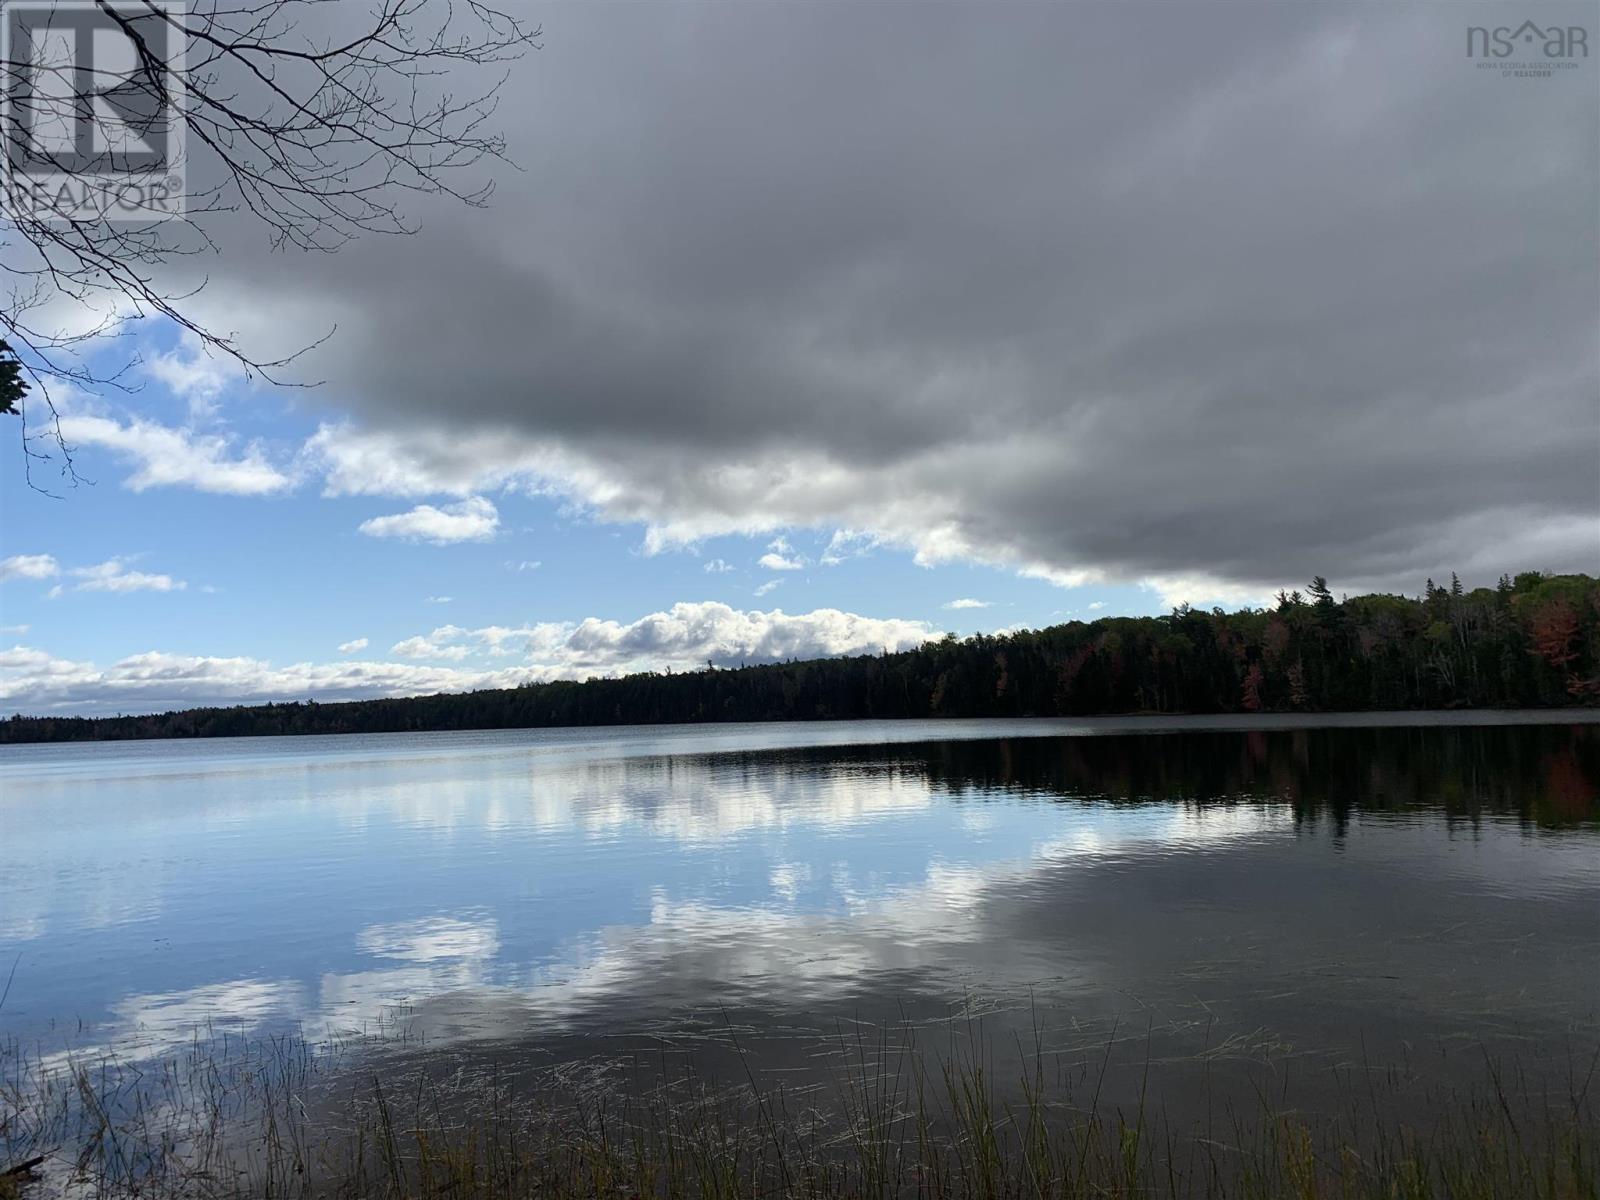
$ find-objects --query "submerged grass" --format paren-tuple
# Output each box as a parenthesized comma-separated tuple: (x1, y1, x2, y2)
(1, 1020, 1595, 1200)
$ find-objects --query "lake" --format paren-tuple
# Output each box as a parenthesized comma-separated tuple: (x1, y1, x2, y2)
(2, 712, 1597, 1130)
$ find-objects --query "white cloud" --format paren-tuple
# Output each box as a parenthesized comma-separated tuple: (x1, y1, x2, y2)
(358, 496, 499, 544)
(69, 558, 186, 594)
(509, 560, 542, 572)
(1141, 574, 1271, 611)
(820, 529, 880, 566)
(391, 622, 565, 662)
(391, 629, 473, 661)
(9, 556, 184, 598)
(549, 601, 932, 676)
(425, 595, 453, 604)
(757, 552, 804, 571)
(59, 413, 293, 495)
(1, 603, 937, 715)
(385, 602, 943, 681)
(943, 598, 990, 610)
(0, 554, 59, 581)
(474, 624, 560, 657)
(1086, 601, 1106, 611)
(757, 537, 806, 571)
(703, 558, 734, 574)
(146, 332, 242, 418)
(0, 645, 536, 715)
(0, 624, 29, 635)
(303, 422, 559, 499)
(337, 638, 369, 654)
(754, 580, 781, 596)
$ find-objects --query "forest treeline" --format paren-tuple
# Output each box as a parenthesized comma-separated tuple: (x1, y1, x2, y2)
(4, 571, 1597, 743)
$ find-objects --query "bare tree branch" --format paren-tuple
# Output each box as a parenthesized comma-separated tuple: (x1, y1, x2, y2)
(0, 0, 539, 487)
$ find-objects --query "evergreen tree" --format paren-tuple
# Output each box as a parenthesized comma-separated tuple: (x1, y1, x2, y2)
(0, 341, 27, 416)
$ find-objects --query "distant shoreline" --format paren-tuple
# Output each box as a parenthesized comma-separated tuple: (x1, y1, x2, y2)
(6, 573, 1596, 744)
(4, 706, 1597, 750)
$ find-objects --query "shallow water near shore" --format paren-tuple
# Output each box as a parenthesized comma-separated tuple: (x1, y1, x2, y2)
(2, 712, 1597, 1140)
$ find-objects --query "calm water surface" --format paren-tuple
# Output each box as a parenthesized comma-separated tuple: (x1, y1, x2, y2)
(3, 713, 1597, 1113)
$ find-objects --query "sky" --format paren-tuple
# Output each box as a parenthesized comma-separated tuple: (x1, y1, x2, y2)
(1, 2, 1596, 717)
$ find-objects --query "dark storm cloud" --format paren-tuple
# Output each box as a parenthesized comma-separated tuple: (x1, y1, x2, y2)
(191, 2, 1598, 597)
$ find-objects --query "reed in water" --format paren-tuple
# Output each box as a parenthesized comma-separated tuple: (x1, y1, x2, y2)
(2, 1020, 1595, 1200)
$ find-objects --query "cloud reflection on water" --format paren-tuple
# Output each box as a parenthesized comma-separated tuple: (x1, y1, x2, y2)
(2, 721, 1594, 1075)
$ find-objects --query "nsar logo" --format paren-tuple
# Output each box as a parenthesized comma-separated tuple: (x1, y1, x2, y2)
(1467, 20, 1589, 59)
